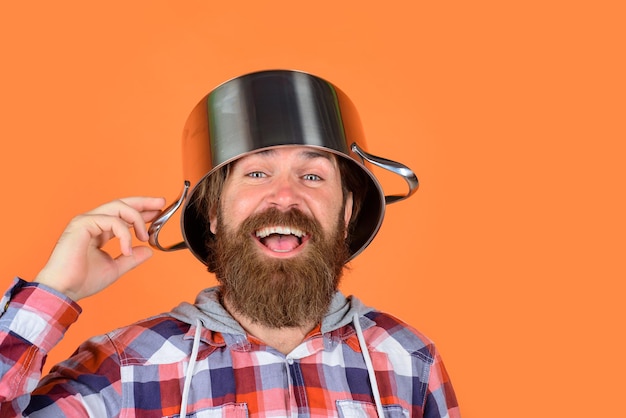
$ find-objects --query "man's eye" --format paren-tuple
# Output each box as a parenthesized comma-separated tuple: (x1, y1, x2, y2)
(247, 171, 266, 178)
(303, 174, 321, 181)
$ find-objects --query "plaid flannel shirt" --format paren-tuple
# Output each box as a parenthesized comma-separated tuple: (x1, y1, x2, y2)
(0, 278, 460, 417)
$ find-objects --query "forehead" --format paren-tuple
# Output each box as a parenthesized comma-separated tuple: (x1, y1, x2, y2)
(231, 146, 338, 167)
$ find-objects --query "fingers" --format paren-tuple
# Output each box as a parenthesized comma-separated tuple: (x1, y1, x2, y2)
(117, 196, 167, 214)
(85, 197, 166, 243)
(34, 197, 167, 301)
(114, 245, 154, 276)
(86, 196, 166, 218)
(88, 214, 137, 256)
(60, 197, 165, 257)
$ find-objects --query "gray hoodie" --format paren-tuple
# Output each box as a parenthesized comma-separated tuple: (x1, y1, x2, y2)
(168, 286, 386, 418)
(170, 286, 374, 338)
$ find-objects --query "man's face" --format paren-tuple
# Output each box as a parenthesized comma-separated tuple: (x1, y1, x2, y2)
(208, 146, 354, 328)
(209, 146, 353, 252)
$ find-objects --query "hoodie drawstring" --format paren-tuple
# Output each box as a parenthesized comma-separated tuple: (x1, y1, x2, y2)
(180, 318, 202, 418)
(179, 316, 382, 417)
(353, 313, 385, 417)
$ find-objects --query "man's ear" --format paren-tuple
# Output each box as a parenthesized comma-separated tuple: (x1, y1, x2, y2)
(209, 204, 218, 234)
(343, 192, 354, 237)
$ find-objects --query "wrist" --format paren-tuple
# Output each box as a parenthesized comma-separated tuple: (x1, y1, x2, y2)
(34, 270, 80, 302)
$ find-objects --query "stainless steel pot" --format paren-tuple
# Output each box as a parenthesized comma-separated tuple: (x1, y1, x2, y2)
(149, 69, 418, 264)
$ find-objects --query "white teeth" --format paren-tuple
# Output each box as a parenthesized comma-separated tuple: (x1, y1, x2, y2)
(255, 226, 305, 238)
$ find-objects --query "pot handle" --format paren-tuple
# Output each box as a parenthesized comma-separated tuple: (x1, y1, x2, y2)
(148, 180, 190, 252)
(350, 143, 419, 204)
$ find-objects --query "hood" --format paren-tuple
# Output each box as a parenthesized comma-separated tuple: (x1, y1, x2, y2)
(169, 286, 374, 336)
(171, 286, 386, 418)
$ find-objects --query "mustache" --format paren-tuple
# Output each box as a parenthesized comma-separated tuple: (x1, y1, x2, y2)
(238, 207, 323, 241)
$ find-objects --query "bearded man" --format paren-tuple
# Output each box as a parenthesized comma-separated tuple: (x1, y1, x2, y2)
(0, 70, 460, 417)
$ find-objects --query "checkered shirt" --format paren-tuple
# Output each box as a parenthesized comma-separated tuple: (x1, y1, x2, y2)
(0, 278, 460, 417)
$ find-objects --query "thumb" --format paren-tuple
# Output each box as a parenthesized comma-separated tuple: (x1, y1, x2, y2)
(115, 246, 154, 276)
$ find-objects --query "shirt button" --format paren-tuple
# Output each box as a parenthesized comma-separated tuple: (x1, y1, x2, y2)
(286, 357, 294, 365)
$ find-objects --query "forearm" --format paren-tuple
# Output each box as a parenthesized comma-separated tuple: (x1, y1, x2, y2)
(0, 278, 81, 414)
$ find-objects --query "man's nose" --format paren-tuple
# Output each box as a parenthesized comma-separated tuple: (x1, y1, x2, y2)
(268, 174, 302, 209)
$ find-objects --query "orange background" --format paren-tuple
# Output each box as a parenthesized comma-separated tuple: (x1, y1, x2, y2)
(1, 2, 624, 417)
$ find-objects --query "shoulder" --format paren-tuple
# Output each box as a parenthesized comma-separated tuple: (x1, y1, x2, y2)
(108, 313, 190, 340)
(361, 310, 438, 364)
(101, 314, 193, 364)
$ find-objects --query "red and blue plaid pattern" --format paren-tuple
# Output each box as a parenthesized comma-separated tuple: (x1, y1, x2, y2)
(1, 279, 460, 417)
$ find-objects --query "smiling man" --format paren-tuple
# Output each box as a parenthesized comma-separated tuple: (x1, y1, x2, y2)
(209, 147, 352, 340)
(0, 70, 460, 417)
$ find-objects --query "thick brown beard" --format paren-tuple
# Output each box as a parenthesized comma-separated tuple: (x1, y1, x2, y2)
(212, 207, 349, 328)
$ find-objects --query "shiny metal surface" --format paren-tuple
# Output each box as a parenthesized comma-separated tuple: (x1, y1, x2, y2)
(148, 181, 189, 251)
(351, 143, 419, 204)
(149, 69, 418, 265)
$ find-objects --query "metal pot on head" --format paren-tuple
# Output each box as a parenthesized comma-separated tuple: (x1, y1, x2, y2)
(149, 69, 418, 265)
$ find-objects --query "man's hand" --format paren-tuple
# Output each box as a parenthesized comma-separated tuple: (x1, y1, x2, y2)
(34, 197, 166, 301)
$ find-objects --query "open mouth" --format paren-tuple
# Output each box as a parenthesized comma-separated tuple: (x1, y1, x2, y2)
(255, 226, 307, 253)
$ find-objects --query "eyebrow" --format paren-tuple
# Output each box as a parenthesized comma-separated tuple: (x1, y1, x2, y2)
(255, 148, 333, 161)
